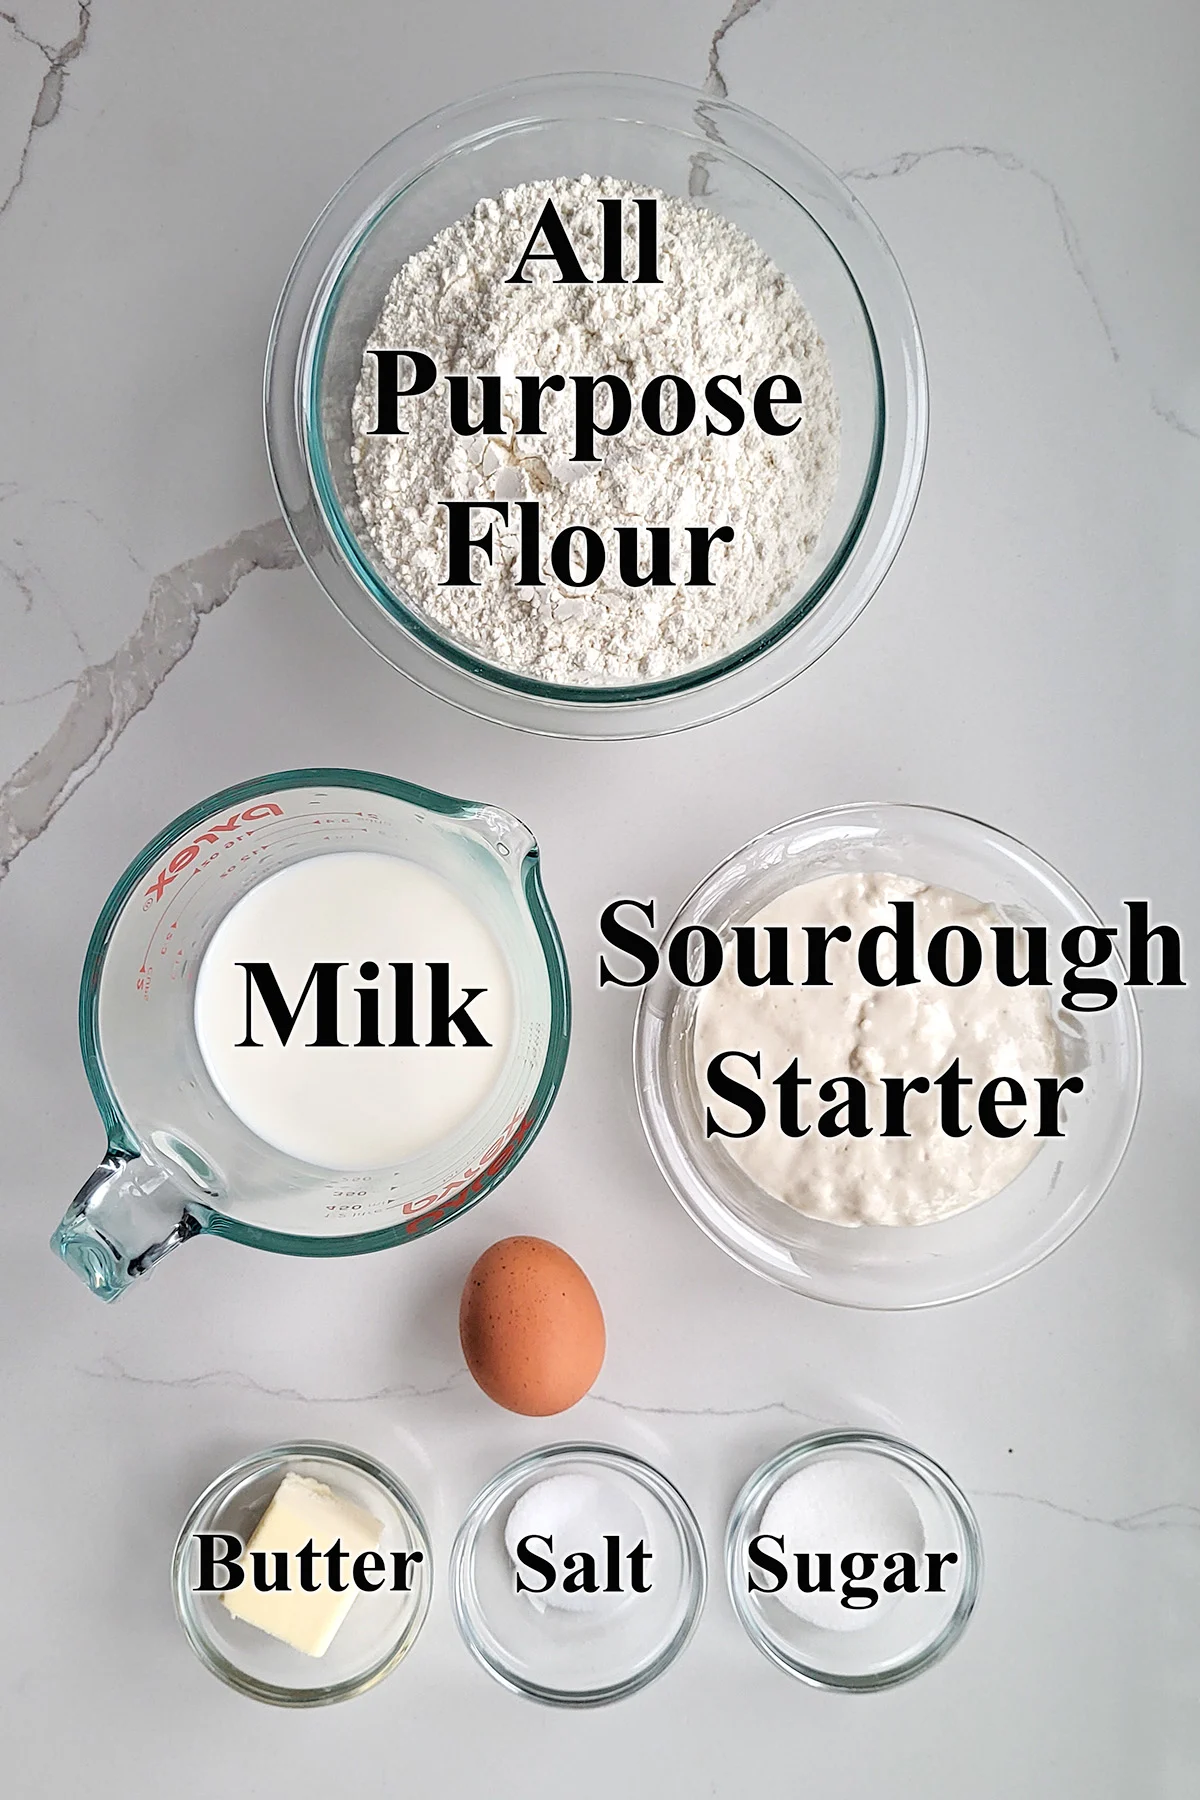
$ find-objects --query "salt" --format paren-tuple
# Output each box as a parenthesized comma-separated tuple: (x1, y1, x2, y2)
(504, 1473, 649, 1616)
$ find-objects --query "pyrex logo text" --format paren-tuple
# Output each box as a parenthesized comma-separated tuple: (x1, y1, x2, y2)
(143, 804, 283, 903)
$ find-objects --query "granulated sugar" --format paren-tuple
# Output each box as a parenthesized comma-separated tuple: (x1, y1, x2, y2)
(351, 175, 840, 685)
(760, 1458, 926, 1632)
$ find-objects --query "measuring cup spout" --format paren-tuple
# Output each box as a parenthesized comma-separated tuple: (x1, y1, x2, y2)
(51, 1150, 207, 1301)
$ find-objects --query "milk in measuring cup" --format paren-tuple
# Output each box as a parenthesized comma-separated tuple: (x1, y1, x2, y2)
(194, 851, 513, 1170)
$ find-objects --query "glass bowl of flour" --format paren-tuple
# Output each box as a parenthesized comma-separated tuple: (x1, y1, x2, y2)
(633, 804, 1143, 1307)
(265, 73, 927, 737)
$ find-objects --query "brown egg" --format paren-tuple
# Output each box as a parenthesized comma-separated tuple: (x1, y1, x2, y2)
(459, 1236, 606, 1416)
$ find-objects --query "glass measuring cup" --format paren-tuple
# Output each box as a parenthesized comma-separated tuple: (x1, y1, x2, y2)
(52, 768, 570, 1301)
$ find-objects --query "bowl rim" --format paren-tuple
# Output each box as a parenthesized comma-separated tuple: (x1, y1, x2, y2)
(171, 1440, 433, 1707)
(264, 70, 928, 739)
(724, 1429, 983, 1691)
(632, 800, 1144, 1309)
(448, 1440, 708, 1707)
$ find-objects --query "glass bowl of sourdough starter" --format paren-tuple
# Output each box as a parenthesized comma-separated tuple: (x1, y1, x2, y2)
(633, 803, 1143, 1308)
(265, 72, 926, 738)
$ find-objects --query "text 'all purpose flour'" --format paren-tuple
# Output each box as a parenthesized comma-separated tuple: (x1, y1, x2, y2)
(350, 176, 840, 683)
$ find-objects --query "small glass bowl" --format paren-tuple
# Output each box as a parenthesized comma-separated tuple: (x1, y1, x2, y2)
(172, 1442, 432, 1706)
(265, 72, 927, 738)
(634, 802, 1142, 1308)
(449, 1444, 706, 1706)
(726, 1431, 982, 1691)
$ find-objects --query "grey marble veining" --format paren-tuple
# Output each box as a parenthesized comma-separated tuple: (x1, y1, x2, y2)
(840, 143, 1200, 439)
(66, 1347, 1200, 1534)
(704, 0, 766, 99)
(0, 518, 297, 877)
(1, 2, 1197, 1795)
(0, 2, 90, 219)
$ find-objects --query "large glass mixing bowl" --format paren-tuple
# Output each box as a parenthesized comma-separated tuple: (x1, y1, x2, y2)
(265, 73, 927, 738)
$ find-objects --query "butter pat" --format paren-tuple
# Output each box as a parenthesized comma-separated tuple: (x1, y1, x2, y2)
(222, 1471, 382, 1657)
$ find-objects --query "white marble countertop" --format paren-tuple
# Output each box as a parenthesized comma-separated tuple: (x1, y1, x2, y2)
(2, 2, 1197, 1794)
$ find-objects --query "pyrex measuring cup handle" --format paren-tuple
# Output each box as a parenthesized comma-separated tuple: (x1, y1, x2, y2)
(51, 1150, 207, 1302)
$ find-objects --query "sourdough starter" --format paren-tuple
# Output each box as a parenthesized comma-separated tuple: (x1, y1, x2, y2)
(693, 872, 1063, 1227)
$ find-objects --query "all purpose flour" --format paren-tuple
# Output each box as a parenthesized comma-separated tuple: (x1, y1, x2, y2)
(350, 176, 840, 684)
